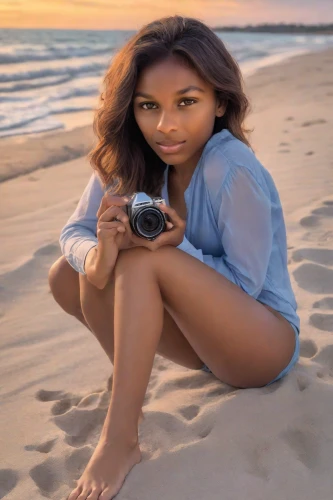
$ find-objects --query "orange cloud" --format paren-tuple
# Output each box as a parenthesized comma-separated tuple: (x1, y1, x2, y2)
(1, 0, 329, 29)
(0, 0, 239, 29)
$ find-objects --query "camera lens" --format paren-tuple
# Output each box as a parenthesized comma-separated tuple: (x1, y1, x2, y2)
(141, 212, 160, 232)
(133, 207, 165, 239)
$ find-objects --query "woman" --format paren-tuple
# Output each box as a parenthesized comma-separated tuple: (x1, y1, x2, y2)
(49, 15, 300, 500)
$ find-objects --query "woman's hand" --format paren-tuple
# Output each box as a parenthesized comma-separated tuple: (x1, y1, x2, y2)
(85, 193, 134, 288)
(129, 203, 186, 252)
(96, 193, 134, 251)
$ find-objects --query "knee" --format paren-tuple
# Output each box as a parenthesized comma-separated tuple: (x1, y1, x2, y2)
(115, 245, 173, 277)
(48, 256, 80, 315)
(115, 246, 151, 273)
(48, 256, 67, 293)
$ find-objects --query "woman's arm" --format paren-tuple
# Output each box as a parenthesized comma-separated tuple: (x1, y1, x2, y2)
(59, 172, 104, 275)
(177, 164, 273, 299)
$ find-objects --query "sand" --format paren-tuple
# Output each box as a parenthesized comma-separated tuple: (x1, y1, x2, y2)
(1, 48, 333, 500)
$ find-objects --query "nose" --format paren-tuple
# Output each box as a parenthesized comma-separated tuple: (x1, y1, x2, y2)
(156, 111, 178, 133)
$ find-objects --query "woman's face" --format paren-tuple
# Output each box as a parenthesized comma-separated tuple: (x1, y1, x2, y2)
(133, 55, 225, 170)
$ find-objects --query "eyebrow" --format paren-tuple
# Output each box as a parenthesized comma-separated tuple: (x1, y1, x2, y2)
(133, 85, 205, 99)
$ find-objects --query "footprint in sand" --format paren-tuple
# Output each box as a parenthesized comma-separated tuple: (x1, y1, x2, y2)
(65, 445, 94, 477)
(295, 373, 312, 392)
(54, 406, 106, 447)
(244, 441, 273, 480)
(293, 201, 333, 333)
(30, 383, 114, 496)
(301, 119, 327, 127)
(293, 263, 333, 294)
(313, 297, 333, 310)
(312, 206, 333, 217)
(292, 248, 333, 266)
(280, 422, 320, 470)
(299, 339, 318, 359)
(29, 457, 62, 496)
(35, 387, 110, 448)
(178, 404, 200, 421)
(36, 389, 82, 416)
(299, 201, 333, 238)
(309, 314, 333, 333)
(25, 438, 58, 454)
(0, 469, 18, 499)
(293, 200, 333, 293)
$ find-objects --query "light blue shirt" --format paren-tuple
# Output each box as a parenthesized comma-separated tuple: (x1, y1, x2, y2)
(59, 128, 300, 333)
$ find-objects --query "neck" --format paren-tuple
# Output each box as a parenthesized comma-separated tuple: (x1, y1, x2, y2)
(169, 165, 194, 192)
(168, 146, 204, 188)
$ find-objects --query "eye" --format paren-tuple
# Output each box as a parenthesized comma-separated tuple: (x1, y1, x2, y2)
(139, 98, 197, 110)
(179, 99, 196, 106)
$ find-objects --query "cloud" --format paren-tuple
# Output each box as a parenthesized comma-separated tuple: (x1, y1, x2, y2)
(0, 0, 332, 29)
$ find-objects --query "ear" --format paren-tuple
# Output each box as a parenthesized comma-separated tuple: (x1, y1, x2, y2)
(215, 97, 226, 118)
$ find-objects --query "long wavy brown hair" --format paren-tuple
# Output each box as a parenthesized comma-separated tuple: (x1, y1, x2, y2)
(88, 15, 252, 197)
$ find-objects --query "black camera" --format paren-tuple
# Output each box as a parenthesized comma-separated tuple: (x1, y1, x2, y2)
(125, 192, 168, 240)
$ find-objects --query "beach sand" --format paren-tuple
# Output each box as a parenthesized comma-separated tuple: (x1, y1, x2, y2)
(0, 48, 333, 500)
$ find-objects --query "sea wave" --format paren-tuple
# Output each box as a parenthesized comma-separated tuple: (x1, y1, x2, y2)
(0, 44, 115, 65)
(0, 75, 73, 93)
(0, 60, 107, 83)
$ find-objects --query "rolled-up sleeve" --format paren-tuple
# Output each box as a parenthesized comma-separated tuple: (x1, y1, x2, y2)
(177, 165, 273, 298)
(59, 172, 103, 275)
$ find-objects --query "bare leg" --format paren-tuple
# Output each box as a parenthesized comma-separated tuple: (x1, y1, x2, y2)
(49, 257, 201, 430)
(67, 248, 164, 500)
(68, 243, 296, 500)
(49, 257, 203, 370)
(66, 246, 205, 500)
(48, 256, 91, 331)
(49, 257, 116, 367)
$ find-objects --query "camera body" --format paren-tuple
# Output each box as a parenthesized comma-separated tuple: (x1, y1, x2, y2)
(125, 192, 168, 240)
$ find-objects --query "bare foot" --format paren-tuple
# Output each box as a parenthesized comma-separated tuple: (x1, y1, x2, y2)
(67, 437, 142, 500)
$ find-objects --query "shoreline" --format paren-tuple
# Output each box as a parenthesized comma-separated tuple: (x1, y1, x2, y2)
(0, 46, 332, 184)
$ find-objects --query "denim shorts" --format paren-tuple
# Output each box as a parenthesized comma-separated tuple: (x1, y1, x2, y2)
(201, 323, 300, 387)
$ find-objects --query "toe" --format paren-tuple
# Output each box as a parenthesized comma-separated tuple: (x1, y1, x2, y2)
(87, 488, 102, 499)
(77, 489, 91, 500)
(98, 487, 114, 500)
(68, 486, 82, 500)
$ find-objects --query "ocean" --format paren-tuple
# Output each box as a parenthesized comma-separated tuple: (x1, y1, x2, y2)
(1, 28, 333, 139)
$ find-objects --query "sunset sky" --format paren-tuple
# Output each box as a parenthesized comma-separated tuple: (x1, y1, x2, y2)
(0, 0, 332, 30)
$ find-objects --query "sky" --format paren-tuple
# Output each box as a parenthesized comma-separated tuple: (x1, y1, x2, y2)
(0, 0, 332, 30)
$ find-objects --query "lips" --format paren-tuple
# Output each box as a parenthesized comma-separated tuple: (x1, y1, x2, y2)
(156, 141, 186, 154)
(157, 141, 185, 146)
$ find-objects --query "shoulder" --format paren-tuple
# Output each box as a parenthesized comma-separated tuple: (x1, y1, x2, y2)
(202, 129, 270, 200)
(85, 170, 106, 195)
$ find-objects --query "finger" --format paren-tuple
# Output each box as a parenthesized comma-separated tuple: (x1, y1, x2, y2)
(96, 195, 108, 219)
(97, 226, 121, 239)
(99, 221, 126, 231)
(159, 203, 184, 227)
(166, 221, 174, 230)
(99, 205, 127, 223)
(105, 194, 130, 207)
(96, 194, 129, 218)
